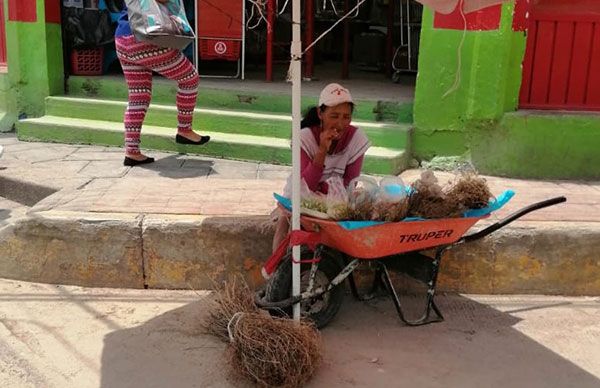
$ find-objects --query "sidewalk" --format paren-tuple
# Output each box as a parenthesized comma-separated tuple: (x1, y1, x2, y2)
(1, 133, 599, 292)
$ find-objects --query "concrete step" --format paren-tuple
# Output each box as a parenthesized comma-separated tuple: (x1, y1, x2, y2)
(67, 75, 415, 123)
(16, 115, 409, 175)
(45, 96, 412, 150)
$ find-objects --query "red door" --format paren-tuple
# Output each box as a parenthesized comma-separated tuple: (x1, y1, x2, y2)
(519, 0, 600, 111)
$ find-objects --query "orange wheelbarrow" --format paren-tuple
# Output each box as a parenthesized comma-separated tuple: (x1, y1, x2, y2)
(256, 196, 567, 328)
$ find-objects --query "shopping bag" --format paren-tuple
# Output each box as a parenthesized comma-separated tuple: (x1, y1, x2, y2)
(125, 0, 195, 50)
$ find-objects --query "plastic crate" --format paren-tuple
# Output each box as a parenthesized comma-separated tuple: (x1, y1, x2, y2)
(70, 47, 104, 75)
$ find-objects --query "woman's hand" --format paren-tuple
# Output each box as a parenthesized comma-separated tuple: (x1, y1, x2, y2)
(319, 127, 339, 153)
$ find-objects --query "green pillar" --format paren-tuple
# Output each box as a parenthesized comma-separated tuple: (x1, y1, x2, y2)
(412, 2, 525, 159)
(0, 0, 15, 131)
(5, 0, 64, 125)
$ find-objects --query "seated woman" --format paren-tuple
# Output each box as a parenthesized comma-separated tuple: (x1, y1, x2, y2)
(273, 83, 371, 251)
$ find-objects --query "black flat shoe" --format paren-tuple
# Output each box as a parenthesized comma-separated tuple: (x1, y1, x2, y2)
(124, 156, 155, 166)
(176, 134, 211, 145)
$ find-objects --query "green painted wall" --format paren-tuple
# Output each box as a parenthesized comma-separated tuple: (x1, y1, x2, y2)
(471, 112, 600, 179)
(0, 72, 17, 131)
(5, 0, 64, 124)
(413, 3, 522, 158)
(412, 1, 599, 179)
(0, 1, 15, 131)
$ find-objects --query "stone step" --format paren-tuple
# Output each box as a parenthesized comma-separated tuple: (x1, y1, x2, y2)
(45, 96, 412, 150)
(16, 115, 409, 175)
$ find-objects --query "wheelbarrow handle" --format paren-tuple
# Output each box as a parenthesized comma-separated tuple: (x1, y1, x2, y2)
(459, 196, 567, 243)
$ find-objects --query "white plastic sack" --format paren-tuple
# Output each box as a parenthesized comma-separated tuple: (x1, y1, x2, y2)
(125, 0, 195, 50)
(415, 0, 509, 15)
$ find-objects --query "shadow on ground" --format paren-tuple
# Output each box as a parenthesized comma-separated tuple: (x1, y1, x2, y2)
(99, 291, 600, 388)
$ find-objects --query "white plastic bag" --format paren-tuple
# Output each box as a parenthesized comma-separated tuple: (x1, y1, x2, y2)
(125, 0, 195, 50)
(371, 177, 409, 222)
(299, 179, 329, 218)
(415, 0, 509, 14)
(325, 176, 350, 220)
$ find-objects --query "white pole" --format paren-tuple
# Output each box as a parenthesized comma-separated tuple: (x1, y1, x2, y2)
(241, 0, 246, 80)
(291, 0, 302, 321)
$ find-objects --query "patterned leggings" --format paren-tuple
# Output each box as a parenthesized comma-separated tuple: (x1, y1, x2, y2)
(115, 35, 199, 155)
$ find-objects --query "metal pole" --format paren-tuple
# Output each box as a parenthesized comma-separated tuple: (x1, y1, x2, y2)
(194, 0, 199, 69)
(386, 0, 395, 77)
(407, 0, 412, 71)
(342, 0, 350, 79)
(304, 0, 315, 79)
(241, 0, 246, 80)
(291, 0, 302, 321)
(266, 0, 275, 81)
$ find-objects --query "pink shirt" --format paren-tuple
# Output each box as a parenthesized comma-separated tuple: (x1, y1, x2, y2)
(301, 125, 365, 194)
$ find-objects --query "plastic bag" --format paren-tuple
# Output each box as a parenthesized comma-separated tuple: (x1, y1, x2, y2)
(300, 179, 329, 217)
(125, 0, 195, 50)
(325, 176, 350, 220)
(371, 177, 410, 222)
(414, 0, 508, 15)
(343, 176, 378, 221)
(378, 176, 408, 201)
(62, 7, 115, 48)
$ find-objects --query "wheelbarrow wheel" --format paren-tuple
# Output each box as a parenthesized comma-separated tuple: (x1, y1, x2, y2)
(264, 249, 345, 329)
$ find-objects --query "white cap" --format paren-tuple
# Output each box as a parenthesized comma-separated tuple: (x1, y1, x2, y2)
(318, 83, 353, 107)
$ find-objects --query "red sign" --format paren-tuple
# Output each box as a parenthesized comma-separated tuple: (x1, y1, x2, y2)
(8, 0, 37, 22)
(199, 39, 240, 61)
(434, 2, 502, 31)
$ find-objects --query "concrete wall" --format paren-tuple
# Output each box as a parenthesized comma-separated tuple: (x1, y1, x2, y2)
(0, 72, 16, 131)
(412, 1, 600, 179)
(1, 0, 63, 131)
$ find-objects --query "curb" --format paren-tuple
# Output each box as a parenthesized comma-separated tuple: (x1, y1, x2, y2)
(1, 210, 599, 295)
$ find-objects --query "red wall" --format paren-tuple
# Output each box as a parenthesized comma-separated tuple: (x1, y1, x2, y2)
(45, 0, 61, 24)
(8, 0, 37, 22)
(0, 0, 6, 66)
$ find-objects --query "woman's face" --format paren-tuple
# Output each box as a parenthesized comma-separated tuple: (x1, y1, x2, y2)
(318, 102, 353, 140)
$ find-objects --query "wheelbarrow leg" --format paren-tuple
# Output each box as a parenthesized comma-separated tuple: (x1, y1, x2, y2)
(347, 262, 386, 302)
(379, 248, 447, 326)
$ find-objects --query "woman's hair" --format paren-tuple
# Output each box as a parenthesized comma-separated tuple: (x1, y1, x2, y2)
(300, 103, 355, 128)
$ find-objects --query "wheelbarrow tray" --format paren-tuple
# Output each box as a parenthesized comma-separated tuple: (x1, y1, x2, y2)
(260, 197, 566, 328)
(299, 214, 488, 259)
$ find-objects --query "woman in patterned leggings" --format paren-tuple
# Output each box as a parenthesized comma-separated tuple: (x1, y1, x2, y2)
(115, 1, 210, 166)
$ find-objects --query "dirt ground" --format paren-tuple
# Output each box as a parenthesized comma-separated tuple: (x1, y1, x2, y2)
(0, 279, 599, 388)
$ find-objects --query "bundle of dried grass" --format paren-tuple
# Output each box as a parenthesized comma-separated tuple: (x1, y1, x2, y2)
(301, 197, 328, 214)
(202, 276, 258, 342)
(408, 170, 462, 219)
(371, 197, 410, 222)
(446, 173, 493, 210)
(227, 313, 323, 388)
(203, 278, 324, 387)
(348, 197, 374, 220)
